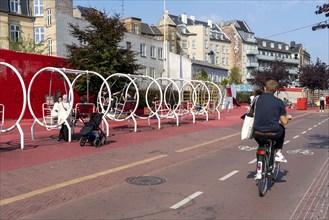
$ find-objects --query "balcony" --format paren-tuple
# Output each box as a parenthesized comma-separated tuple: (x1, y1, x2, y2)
(246, 62, 259, 68)
(246, 49, 258, 55)
(257, 54, 275, 61)
(283, 58, 300, 65)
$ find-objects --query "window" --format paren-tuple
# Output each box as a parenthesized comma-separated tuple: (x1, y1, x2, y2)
(34, 0, 44, 16)
(222, 45, 225, 54)
(216, 57, 219, 65)
(205, 40, 208, 49)
(192, 53, 196, 60)
(192, 40, 196, 49)
(134, 25, 139, 34)
(150, 46, 156, 58)
(216, 45, 219, 52)
(262, 41, 266, 47)
(34, 27, 44, 44)
(126, 41, 131, 50)
(278, 44, 282, 50)
(140, 43, 146, 56)
(47, 38, 52, 55)
(270, 43, 274, 48)
(10, 24, 20, 42)
(170, 32, 175, 41)
(182, 40, 188, 49)
(226, 58, 229, 65)
(205, 53, 208, 62)
(10, 0, 21, 13)
(79, 38, 87, 45)
(46, 9, 52, 27)
(226, 47, 229, 54)
(285, 45, 289, 50)
(148, 68, 155, 78)
(157, 48, 163, 60)
(222, 57, 225, 65)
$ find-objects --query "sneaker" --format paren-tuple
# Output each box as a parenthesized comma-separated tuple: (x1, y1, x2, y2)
(275, 152, 287, 163)
(254, 173, 262, 180)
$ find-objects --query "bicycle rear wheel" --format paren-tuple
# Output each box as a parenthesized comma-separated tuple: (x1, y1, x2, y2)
(257, 155, 268, 197)
(272, 161, 281, 181)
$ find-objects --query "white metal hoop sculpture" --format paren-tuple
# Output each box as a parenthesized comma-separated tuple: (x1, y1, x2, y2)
(130, 74, 163, 130)
(173, 78, 197, 123)
(28, 67, 74, 141)
(100, 73, 139, 132)
(204, 81, 222, 119)
(0, 62, 27, 149)
(64, 68, 111, 136)
(155, 77, 181, 126)
(191, 80, 211, 121)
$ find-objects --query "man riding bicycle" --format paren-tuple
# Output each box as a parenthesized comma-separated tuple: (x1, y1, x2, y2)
(253, 80, 292, 164)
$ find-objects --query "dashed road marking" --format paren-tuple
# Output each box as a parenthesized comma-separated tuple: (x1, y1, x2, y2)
(308, 128, 312, 131)
(284, 140, 291, 145)
(293, 135, 300, 139)
(313, 125, 317, 128)
(219, 170, 239, 181)
(301, 131, 307, 134)
(248, 159, 257, 164)
(170, 191, 203, 210)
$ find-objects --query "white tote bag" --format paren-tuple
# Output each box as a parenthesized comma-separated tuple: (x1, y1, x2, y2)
(241, 96, 258, 140)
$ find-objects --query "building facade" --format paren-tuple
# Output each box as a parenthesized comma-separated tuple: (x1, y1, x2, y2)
(220, 20, 258, 84)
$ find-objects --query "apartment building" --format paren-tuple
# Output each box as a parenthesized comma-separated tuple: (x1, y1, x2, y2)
(0, 0, 33, 50)
(220, 20, 258, 84)
(256, 38, 309, 87)
(121, 17, 165, 79)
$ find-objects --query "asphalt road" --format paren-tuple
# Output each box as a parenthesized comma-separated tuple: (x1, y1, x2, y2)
(21, 111, 329, 220)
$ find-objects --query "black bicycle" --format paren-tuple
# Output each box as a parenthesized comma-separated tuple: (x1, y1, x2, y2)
(255, 138, 281, 197)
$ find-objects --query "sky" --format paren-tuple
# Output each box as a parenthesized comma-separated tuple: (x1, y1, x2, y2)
(73, 0, 329, 64)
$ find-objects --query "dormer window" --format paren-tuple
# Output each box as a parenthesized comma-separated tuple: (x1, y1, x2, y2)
(10, 0, 21, 14)
(134, 25, 139, 34)
(262, 41, 266, 47)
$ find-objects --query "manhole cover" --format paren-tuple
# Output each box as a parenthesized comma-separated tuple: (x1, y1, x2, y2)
(126, 176, 166, 186)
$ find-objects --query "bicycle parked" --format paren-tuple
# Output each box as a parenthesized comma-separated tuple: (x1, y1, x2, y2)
(254, 131, 281, 197)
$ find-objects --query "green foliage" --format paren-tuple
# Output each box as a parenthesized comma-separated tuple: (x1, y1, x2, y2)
(251, 59, 290, 88)
(193, 69, 211, 81)
(236, 92, 252, 103)
(65, 10, 140, 97)
(220, 78, 229, 86)
(299, 58, 329, 91)
(229, 66, 242, 84)
(9, 36, 46, 54)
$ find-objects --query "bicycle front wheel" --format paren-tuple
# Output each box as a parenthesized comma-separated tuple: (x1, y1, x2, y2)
(257, 155, 269, 197)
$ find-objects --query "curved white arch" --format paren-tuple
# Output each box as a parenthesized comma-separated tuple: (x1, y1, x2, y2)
(28, 67, 74, 129)
(0, 62, 27, 149)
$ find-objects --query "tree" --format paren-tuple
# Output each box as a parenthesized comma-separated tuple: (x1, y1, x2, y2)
(299, 58, 329, 97)
(193, 69, 211, 81)
(251, 59, 290, 88)
(65, 10, 140, 97)
(9, 36, 46, 54)
(228, 65, 242, 84)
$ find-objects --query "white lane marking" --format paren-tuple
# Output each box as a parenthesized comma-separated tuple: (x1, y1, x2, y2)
(284, 140, 291, 145)
(170, 191, 203, 210)
(308, 128, 312, 131)
(301, 131, 307, 134)
(313, 125, 317, 128)
(248, 159, 257, 164)
(318, 122, 321, 125)
(219, 170, 239, 181)
(293, 135, 299, 139)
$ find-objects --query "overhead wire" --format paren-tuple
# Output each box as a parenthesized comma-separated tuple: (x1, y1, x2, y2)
(264, 19, 329, 38)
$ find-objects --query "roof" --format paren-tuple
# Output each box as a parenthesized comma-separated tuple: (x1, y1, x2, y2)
(256, 37, 292, 54)
(76, 6, 98, 16)
(222, 20, 254, 34)
(141, 23, 163, 36)
(167, 14, 230, 41)
(192, 59, 228, 71)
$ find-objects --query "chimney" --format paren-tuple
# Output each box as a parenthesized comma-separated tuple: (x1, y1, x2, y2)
(181, 13, 187, 24)
(190, 15, 195, 24)
(208, 19, 212, 27)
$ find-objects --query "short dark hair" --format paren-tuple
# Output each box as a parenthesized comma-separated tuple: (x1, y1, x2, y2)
(264, 80, 278, 94)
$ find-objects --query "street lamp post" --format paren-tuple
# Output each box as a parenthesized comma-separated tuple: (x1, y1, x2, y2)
(177, 24, 186, 83)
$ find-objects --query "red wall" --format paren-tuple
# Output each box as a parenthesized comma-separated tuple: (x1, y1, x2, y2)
(0, 49, 75, 119)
